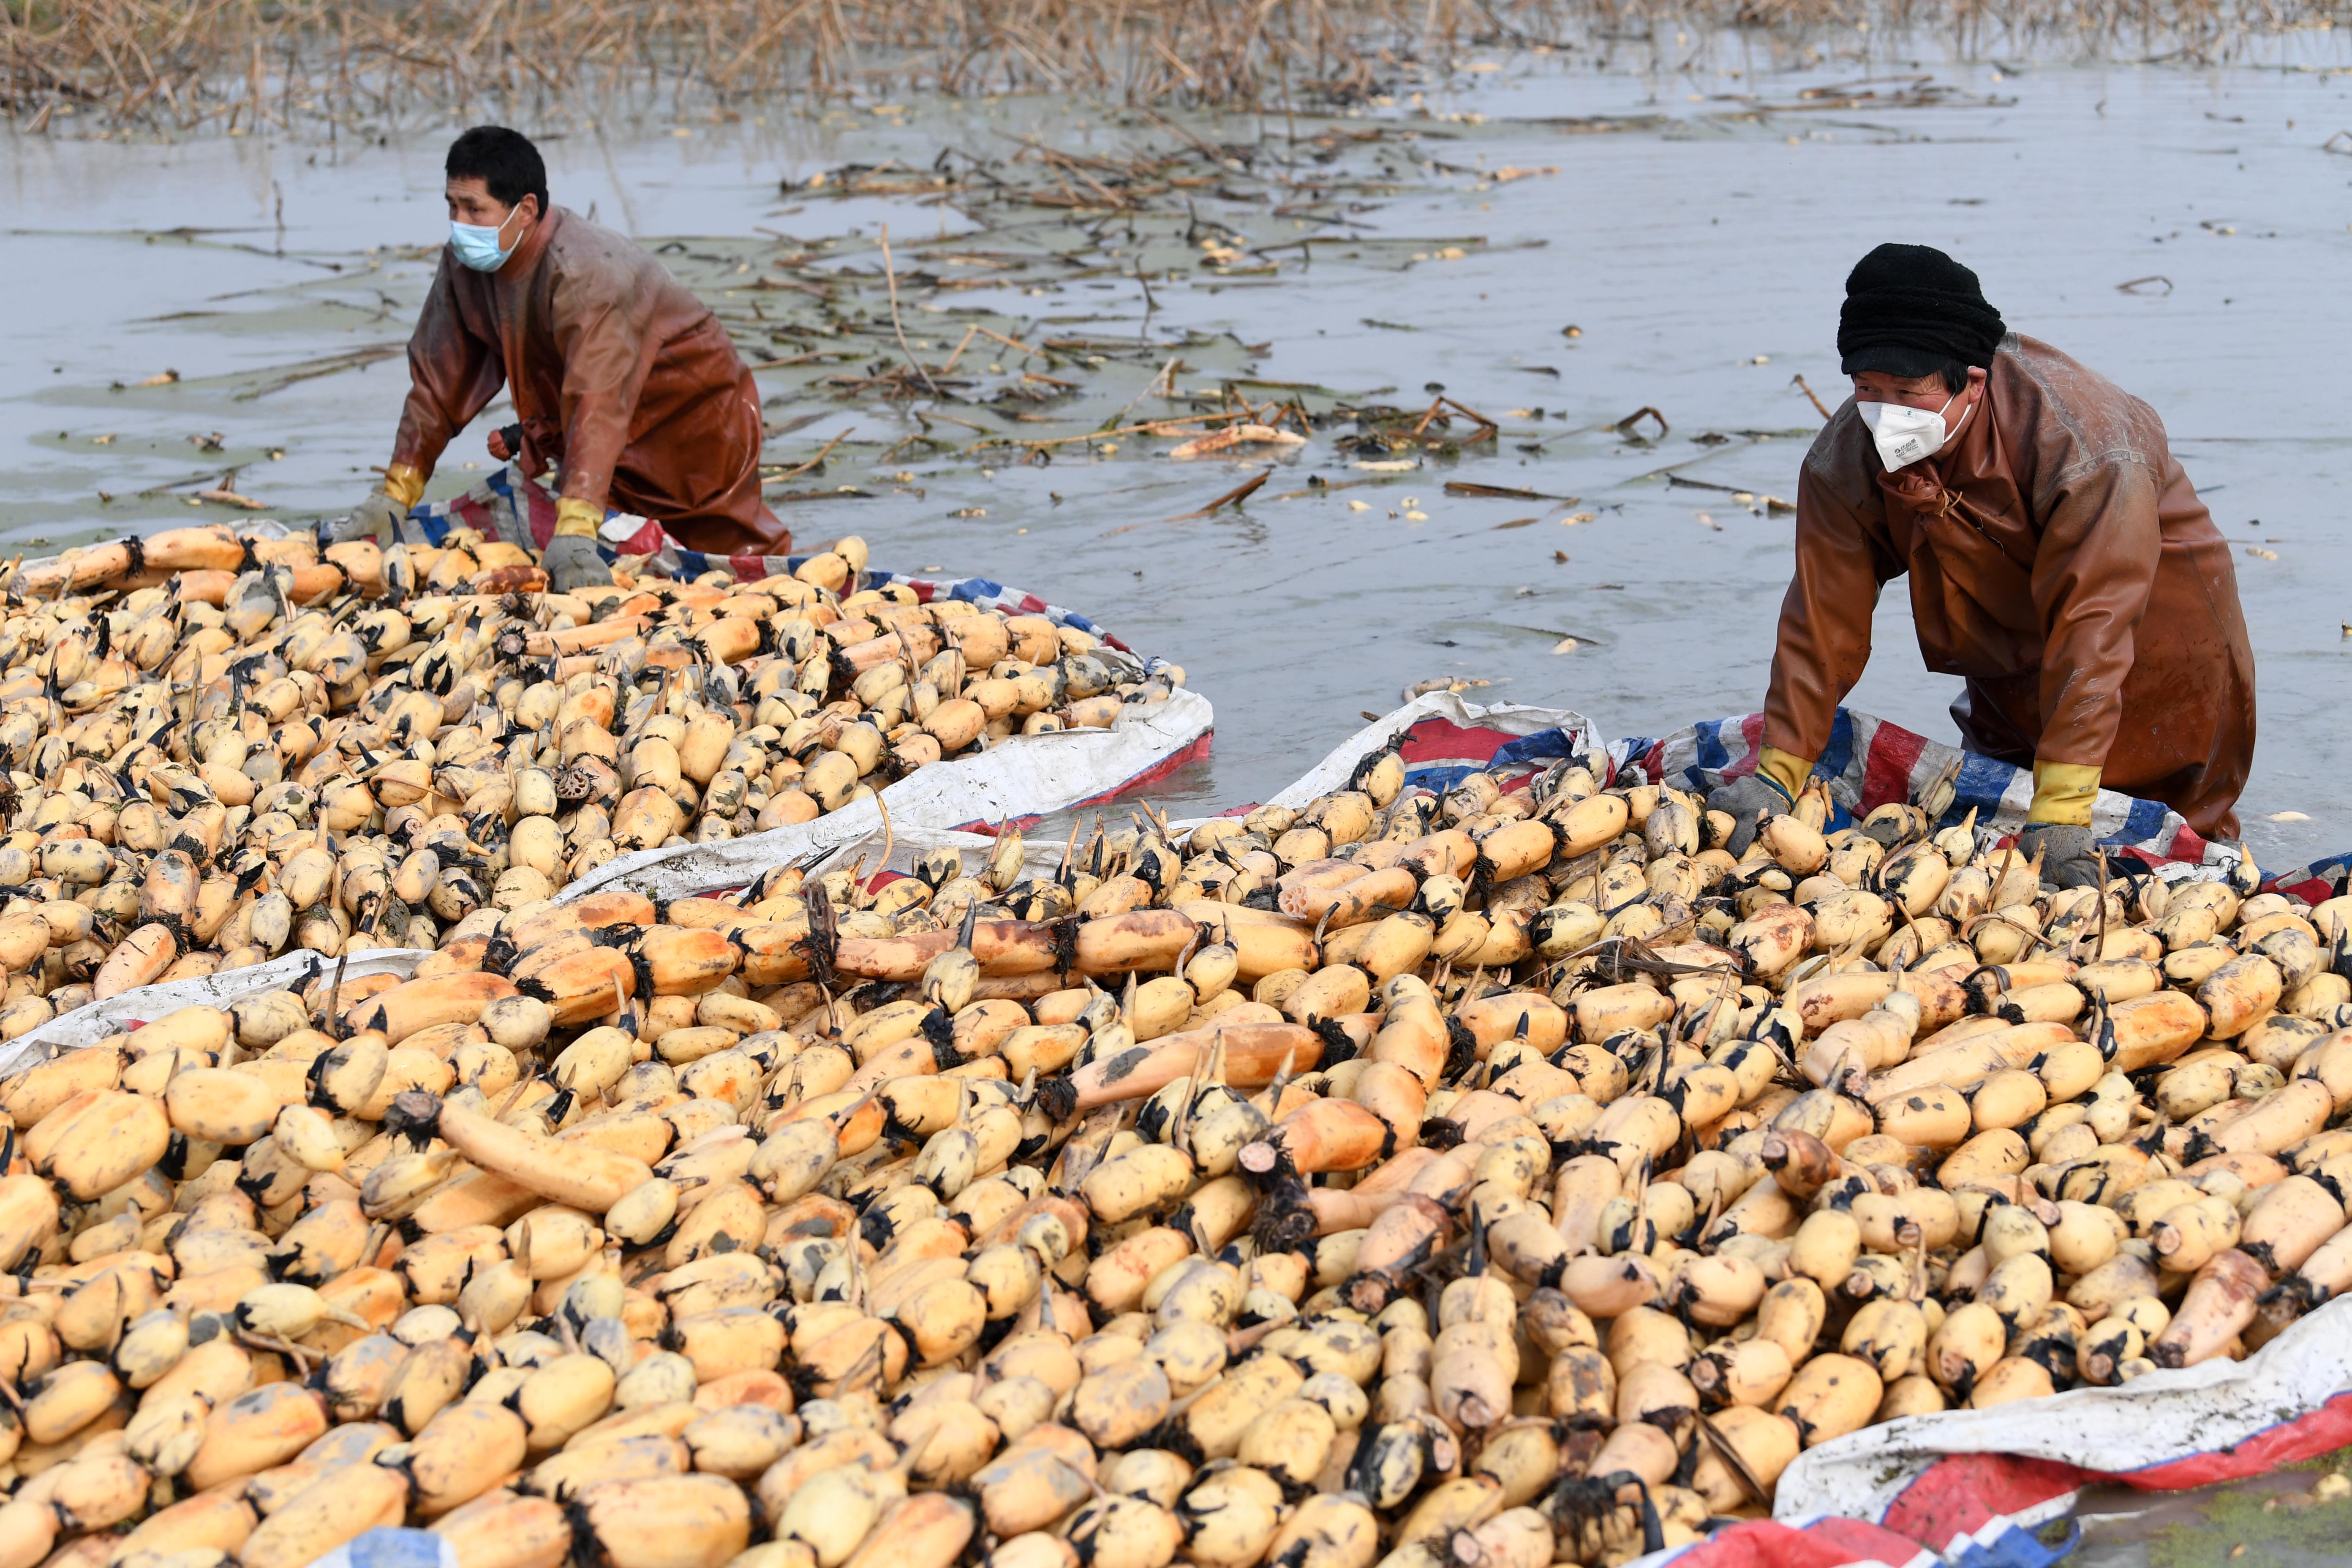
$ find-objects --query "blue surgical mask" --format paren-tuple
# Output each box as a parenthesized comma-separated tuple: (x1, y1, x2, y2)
(449, 205, 525, 272)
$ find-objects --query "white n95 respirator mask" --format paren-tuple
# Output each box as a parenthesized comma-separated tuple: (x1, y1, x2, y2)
(1857, 390, 1970, 471)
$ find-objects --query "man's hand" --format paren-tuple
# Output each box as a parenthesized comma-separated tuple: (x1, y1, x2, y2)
(1705, 773, 1795, 856)
(323, 464, 423, 547)
(2018, 822, 2105, 890)
(321, 490, 408, 547)
(541, 534, 610, 594)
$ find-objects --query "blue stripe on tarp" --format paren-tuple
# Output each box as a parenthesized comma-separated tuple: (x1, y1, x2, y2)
(1694, 717, 1732, 776)
(401, 495, 452, 544)
(1064, 613, 1099, 634)
(1949, 751, 2024, 824)
(1816, 708, 1857, 782)
(2279, 856, 2352, 894)
(1404, 764, 1479, 792)
(953, 577, 1004, 603)
(2109, 797, 2170, 846)
(1492, 728, 1577, 770)
(1952, 1521, 2081, 1568)
(325, 1528, 457, 1568)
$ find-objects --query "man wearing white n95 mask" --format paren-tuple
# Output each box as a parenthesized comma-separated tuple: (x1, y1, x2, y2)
(1706, 243, 2255, 884)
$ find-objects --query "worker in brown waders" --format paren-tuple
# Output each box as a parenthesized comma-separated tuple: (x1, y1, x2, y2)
(1706, 244, 2256, 883)
(327, 125, 788, 589)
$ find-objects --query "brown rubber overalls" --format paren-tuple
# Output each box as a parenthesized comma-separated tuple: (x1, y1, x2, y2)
(1764, 334, 2255, 837)
(391, 207, 788, 555)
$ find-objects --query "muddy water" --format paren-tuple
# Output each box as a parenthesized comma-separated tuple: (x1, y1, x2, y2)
(2066, 1451, 2352, 1566)
(5, 55, 2351, 865)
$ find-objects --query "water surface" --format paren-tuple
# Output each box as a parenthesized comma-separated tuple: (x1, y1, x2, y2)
(5, 52, 2349, 862)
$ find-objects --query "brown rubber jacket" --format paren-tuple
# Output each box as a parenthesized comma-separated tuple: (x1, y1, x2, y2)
(1764, 333, 2255, 837)
(390, 207, 788, 555)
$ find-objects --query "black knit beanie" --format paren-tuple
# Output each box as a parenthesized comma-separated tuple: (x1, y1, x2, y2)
(1838, 244, 2006, 378)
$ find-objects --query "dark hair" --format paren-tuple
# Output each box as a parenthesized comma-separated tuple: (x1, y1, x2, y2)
(1931, 359, 1973, 395)
(446, 126, 548, 217)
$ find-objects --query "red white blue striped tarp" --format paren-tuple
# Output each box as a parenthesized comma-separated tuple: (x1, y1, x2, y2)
(1390, 714, 1598, 796)
(2267, 855, 2352, 906)
(1608, 707, 2232, 873)
(1352, 702, 2236, 874)
(1634, 1362, 2352, 1568)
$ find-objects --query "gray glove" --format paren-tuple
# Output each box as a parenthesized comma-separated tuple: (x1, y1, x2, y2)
(321, 490, 408, 547)
(2018, 822, 2105, 890)
(541, 533, 611, 594)
(1705, 773, 1794, 856)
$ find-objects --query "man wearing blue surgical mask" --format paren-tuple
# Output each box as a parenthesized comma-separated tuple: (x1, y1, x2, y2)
(333, 126, 789, 586)
(1706, 244, 2256, 882)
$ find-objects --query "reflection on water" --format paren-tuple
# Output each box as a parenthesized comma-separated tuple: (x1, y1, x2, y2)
(4, 54, 2349, 866)
(2068, 1448, 2352, 1567)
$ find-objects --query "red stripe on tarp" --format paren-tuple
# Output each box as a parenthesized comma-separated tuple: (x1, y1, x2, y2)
(1880, 1453, 2088, 1549)
(2271, 875, 2336, 904)
(1661, 1516, 1935, 1568)
(950, 814, 1046, 835)
(614, 519, 667, 555)
(1018, 593, 1048, 613)
(1859, 723, 1929, 814)
(526, 488, 558, 547)
(2118, 1391, 2352, 1490)
(1398, 719, 1513, 768)
(1865, 1394, 2352, 1561)
(1069, 729, 1214, 809)
(453, 495, 497, 538)
(729, 554, 770, 582)
(2170, 824, 2210, 863)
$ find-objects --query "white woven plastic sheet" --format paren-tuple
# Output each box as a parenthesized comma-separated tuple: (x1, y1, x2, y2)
(0, 689, 1206, 1074)
(0, 948, 432, 1084)
(557, 687, 1210, 904)
(1260, 691, 1598, 809)
(1779, 1294, 2352, 1526)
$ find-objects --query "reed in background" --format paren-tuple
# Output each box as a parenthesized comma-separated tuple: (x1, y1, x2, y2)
(1, 0, 2331, 133)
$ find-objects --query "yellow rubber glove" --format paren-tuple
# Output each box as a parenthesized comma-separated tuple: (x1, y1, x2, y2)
(553, 498, 604, 539)
(382, 464, 425, 509)
(2028, 762, 2101, 826)
(329, 463, 424, 544)
(1756, 745, 1812, 803)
